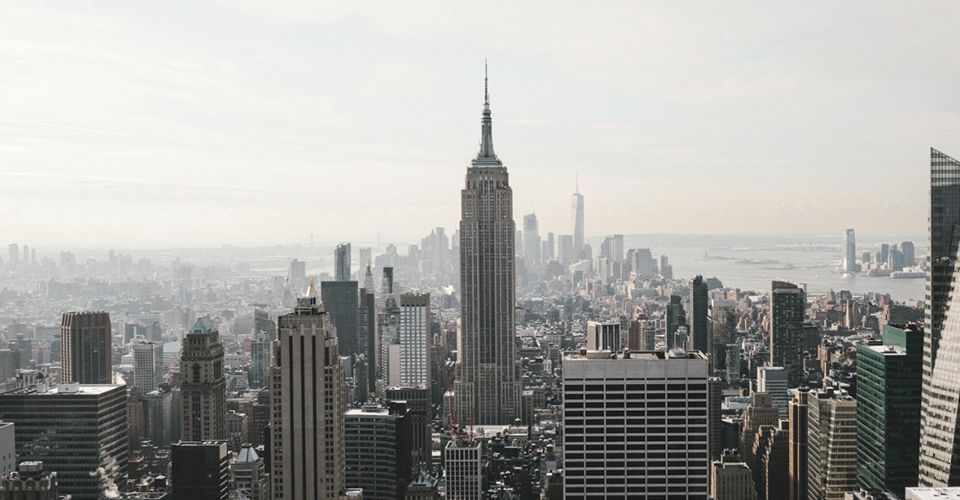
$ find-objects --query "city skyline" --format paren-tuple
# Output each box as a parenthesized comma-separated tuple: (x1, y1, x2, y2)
(3, 2, 960, 247)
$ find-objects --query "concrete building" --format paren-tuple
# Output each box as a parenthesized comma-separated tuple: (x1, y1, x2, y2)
(562, 350, 710, 498)
(399, 293, 431, 390)
(757, 366, 789, 419)
(807, 387, 858, 500)
(231, 444, 269, 500)
(711, 452, 757, 500)
(344, 403, 412, 500)
(0, 461, 59, 499)
(454, 71, 520, 425)
(740, 392, 779, 479)
(842, 229, 858, 273)
(180, 317, 226, 441)
(60, 311, 112, 384)
(321, 280, 360, 357)
(789, 390, 809, 500)
(907, 487, 960, 499)
(0, 384, 127, 500)
(585, 321, 620, 351)
(335, 242, 351, 281)
(444, 439, 482, 500)
(132, 340, 165, 392)
(270, 283, 345, 500)
(171, 441, 228, 500)
(385, 386, 431, 469)
(689, 275, 710, 353)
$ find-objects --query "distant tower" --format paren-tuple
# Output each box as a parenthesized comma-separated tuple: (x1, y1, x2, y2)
(770, 281, 806, 387)
(270, 282, 345, 499)
(689, 276, 709, 353)
(132, 339, 164, 391)
(180, 317, 226, 441)
(60, 311, 112, 384)
(522, 213, 541, 269)
(842, 229, 857, 273)
(335, 242, 352, 281)
(399, 293, 431, 390)
(572, 182, 585, 259)
(454, 66, 520, 425)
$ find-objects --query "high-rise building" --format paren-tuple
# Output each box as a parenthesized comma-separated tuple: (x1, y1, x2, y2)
(545, 232, 555, 262)
(180, 317, 226, 441)
(0, 384, 127, 500)
(132, 339, 165, 391)
(807, 387, 858, 500)
(288, 258, 306, 285)
(666, 295, 686, 350)
(359, 286, 377, 396)
(6, 244, 17, 266)
(171, 441, 228, 500)
(690, 275, 710, 353)
(572, 185, 585, 259)
(557, 235, 574, 266)
(249, 334, 271, 388)
(842, 229, 858, 273)
(0, 461, 59, 499)
(788, 390, 809, 500)
(270, 283, 345, 499)
(444, 439, 482, 500)
(0, 422, 13, 476)
(711, 452, 757, 500)
(399, 293, 431, 390)
(386, 386, 431, 469)
(757, 366, 789, 419)
(562, 350, 710, 498)
(522, 213, 541, 269)
(585, 321, 620, 351)
(454, 70, 520, 426)
(920, 148, 960, 486)
(740, 392, 779, 481)
(344, 403, 412, 500)
(770, 281, 806, 387)
(60, 311, 112, 384)
(335, 242, 352, 281)
(857, 324, 922, 497)
(232, 445, 269, 500)
(627, 313, 656, 352)
(321, 280, 360, 357)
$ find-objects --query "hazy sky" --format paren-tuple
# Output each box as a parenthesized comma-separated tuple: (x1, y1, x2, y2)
(2, 1, 958, 248)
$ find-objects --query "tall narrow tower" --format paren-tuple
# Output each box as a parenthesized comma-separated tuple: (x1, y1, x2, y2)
(180, 317, 226, 441)
(572, 181, 585, 259)
(454, 66, 520, 425)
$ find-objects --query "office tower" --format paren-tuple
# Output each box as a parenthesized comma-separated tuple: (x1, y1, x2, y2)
(758, 420, 789, 500)
(398, 292, 431, 390)
(545, 232, 555, 262)
(270, 284, 345, 500)
(711, 452, 758, 500)
(585, 321, 620, 351)
(180, 317, 226, 441)
(770, 281, 806, 387)
(60, 311, 112, 384)
(903, 241, 916, 267)
(709, 377, 723, 461)
(6, 244, 17, 266)
(359, 287, 376, 396)
(144, 388, 174, 447)
(921, 149, 960, 486)
(0, 461, 59, 499)
(444, 439, 482, 500)
(666, 295, 686, 350)
(789, 390, 809, 500)
(842, 229, 857, 272)
(726, 343, 742, 385)
(807, 387, 857, 500)
(572, 184, 585, 258)
(381, 266, 395, 295)
(379, 290, 401, 390)
(249, 334, 271, 388)
(856, 324, 922, 496)
(171, 441, 229, 500)
(232, 445, 269, 500)
(740, 392, 779, 481)
(454, 70, 520, 426)
(386, 387, 431, 469)
(132, 339, 165, 391)
(757, 366, 789, 419)
(335, 242, 351, 281)
(522, 213, 541, 268)
(0, 423, 12, 475)
(690, 275, 710, 353)
(563, 350, 710, 498)
(321, 280, 360, 357)
(627, 313, 655, 351)
(288, 258, 306, 285)
(359, 247, 372, 269)
(557, 235, 574, 266)
(344, 403, 412, 500)
(0, 384, 127, 500)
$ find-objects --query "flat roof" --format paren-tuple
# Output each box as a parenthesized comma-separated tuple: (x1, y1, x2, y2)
(1, 384, 123, 396)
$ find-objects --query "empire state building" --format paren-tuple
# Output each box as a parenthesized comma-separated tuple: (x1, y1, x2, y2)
(454, 68, 520, 425)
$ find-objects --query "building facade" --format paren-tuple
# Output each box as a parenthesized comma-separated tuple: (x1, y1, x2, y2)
(60, 311, 112, 385)
(770, 281, 806, 387)
(180, 317, 226, 441)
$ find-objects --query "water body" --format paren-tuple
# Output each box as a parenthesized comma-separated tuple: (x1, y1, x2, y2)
(612, 234, 926, 303)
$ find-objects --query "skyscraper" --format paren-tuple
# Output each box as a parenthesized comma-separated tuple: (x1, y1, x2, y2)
(585, 321, 620, 351)
(770, 281, 806, 387)
(60, 311, 112, 384)
(321, 280, 360, 357)
(270, 283, 345, 499)
(444, 439, 482, 500)
(572, 184, 585, 259)
(920, 148, 960, 486)
(132, 339, 165, 391)
(788, 390, 809, 500)
(690, 275, 709, 353)
(335, 242, 351, 281)
(180, 317, 226, 441)
(757, 366, 789, 419)
(522, 213, 541, 270)
(842, 229, 857, 273)
(562, 350, 711, 498)
(171, 441, 229, 500)
(454, 68, 520, 426)
(344, 403, 412, 500)
(807, 387, 858, 499)
(557, 235, 574, 266)
(249, 334, 271, 388)
(666, 295, 686, 350)
(399, 292, 431, 390)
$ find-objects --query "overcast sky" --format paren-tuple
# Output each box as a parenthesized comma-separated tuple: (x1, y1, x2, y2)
(1, 1, 958, 248)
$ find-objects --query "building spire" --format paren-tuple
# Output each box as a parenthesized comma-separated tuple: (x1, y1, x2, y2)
(475, 60, 498, 162)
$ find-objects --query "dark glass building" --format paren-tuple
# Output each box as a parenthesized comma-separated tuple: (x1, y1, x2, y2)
(770, 281, 805, 387)
(60, 311, 112, 384)
(171, 441, 228, 500)
(321, 280, 359, 357)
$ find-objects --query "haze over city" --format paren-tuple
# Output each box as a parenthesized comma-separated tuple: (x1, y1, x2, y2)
(3, 1, 960, 247)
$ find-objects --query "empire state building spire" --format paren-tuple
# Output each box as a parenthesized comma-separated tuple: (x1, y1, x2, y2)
(475, 62, 499, 165)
